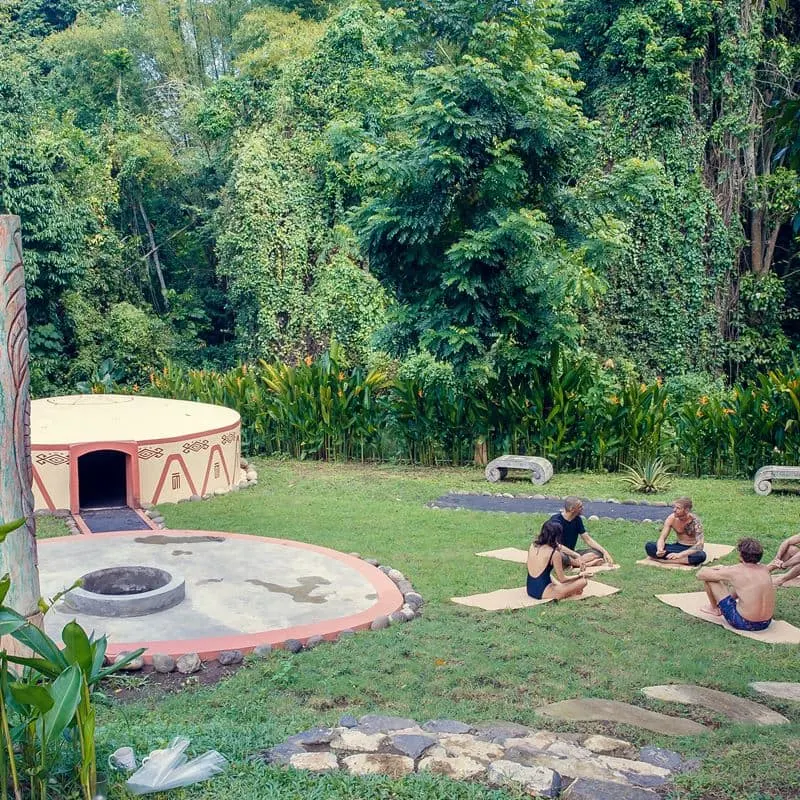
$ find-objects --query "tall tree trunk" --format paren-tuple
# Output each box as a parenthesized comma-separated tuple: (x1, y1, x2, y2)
(138, 198, 169, 310)
(0, 216, 42, 637)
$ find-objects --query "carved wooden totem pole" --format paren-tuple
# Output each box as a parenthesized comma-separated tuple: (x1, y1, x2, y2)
(0, 215, 42, 625)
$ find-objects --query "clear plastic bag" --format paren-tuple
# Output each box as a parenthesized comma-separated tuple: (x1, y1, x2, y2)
(125, 736, 228, 795)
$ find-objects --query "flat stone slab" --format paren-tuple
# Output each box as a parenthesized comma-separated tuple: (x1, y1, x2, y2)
(749, 682, 800, 701)
(562, 778, 660, 800)
(342, 753, 414, 778)
(487, 760, 560, 797)
(642, 685, 789, 726)
(537, 699, 708, 736)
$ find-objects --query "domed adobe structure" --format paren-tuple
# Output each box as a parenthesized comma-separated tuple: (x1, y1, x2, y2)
(31, 395, 241, 513)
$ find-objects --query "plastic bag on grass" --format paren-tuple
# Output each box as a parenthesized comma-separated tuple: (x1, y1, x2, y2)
(125, 736, 228, 795)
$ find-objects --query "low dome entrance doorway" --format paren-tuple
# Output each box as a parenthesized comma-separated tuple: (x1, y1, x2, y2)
(78, 449, 127, 509)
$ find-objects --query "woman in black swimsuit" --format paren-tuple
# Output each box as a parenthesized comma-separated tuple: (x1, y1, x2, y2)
(527, 520, 588, 600)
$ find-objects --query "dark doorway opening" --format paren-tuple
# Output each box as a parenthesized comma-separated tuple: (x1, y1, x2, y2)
(78, 450, 127, 509)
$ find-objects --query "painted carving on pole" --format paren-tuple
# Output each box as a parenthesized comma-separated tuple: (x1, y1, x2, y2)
(0, 214, 41, 617)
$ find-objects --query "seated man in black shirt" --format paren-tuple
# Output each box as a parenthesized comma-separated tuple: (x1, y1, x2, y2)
(550, 497, 615, 569)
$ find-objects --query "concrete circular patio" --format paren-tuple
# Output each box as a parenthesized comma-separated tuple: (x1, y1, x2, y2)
(39, 531, 403, 660)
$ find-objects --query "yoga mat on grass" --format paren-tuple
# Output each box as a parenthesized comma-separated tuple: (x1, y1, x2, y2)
(452, 580, 620, 610)
(636, 543, 734, 571)
(655, 591, 800, 644)
(476, 548, 620, 576)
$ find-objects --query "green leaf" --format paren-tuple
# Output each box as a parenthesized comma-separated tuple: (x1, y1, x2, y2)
(4, 656, 62, 679)
(2, 614, 68, 669)
(93, 648, 145, 683)
(0, 613, 25, 639)
(62, 621, 92, 675)
(9, 683, 53, 713)
(41, 664, 82, 748)
(0, 574, 10, 607)
(89, 636, 107, 683)
(0, 519, 25, 543)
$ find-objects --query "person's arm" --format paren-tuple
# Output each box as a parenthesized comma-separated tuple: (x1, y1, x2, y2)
(655, 514, 675, 556)
(697, 564, 732, 582)
(580, 532, 614, 564)
(558, 544, 581, 566)
(552, 547, 585, 583)
(773, 533, 800, 566)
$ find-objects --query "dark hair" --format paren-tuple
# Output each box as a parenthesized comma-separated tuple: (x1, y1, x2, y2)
(535, 520, 563, 548)
(738, 537, 763, 564)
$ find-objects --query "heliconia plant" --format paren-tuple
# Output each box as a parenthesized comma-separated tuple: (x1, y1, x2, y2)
(145, 346, 800, 477)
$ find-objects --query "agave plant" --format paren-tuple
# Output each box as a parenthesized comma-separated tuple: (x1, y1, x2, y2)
(621, 457, 673, 494)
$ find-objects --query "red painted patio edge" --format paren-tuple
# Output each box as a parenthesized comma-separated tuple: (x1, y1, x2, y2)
(39, 531, 405, 661)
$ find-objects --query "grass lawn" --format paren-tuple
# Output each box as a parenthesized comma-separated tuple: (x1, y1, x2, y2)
(91, 460, 800, 799)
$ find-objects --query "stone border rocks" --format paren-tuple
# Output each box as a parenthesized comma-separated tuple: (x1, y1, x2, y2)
(258, 714, 699, 798)
(141, 504, 166, 529)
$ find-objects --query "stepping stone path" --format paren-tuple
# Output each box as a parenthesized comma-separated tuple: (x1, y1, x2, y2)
(537, 699, 708, 736)
(259, 714, 699, 798)
(749, 682, 800, 702)
(641, 685, 789, 726)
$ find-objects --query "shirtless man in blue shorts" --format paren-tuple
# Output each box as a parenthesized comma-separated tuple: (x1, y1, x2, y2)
(696, 538, 775, 631)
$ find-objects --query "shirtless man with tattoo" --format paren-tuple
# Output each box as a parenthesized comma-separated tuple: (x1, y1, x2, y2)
(644, 496, 707, 566)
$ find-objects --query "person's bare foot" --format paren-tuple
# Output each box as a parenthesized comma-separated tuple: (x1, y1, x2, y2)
(700, 604, 722, 616)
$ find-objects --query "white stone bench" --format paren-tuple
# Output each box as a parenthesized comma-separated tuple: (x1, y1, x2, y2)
(754, 465, 800, 496)
(485, 455, 553, 485)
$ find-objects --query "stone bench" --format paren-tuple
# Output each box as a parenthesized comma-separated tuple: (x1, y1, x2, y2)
(485, 455, 553, 485)
(754, 465, 800, 496)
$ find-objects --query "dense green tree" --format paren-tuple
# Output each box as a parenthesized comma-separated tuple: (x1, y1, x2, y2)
(563, 0, 800, 377)
(351, 0, 622, 375)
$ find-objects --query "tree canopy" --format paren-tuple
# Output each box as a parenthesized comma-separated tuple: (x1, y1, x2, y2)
(0, 0, 797, 391)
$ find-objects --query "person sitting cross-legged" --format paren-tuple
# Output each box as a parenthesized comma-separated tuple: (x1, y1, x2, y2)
(550, 497, 615, 570)
(645, 496, 706, 566)
(697, 537, 775, 631)
(526, 520, 588, 601)
(767, 533, 800, 587)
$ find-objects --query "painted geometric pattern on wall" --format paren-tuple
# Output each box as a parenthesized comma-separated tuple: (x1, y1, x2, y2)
(35, 452, 69, 466)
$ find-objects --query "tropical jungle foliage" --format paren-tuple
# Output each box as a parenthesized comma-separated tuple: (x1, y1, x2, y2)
(1, 0, 799, 459)
(146, 343, 800, 478)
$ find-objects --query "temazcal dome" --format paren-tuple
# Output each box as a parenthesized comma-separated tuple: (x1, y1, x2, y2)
(30, 395, 241, 513)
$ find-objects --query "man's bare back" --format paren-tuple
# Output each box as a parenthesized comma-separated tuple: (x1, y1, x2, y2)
(697, 538, 774, 631)
(699, 562, 775, 621)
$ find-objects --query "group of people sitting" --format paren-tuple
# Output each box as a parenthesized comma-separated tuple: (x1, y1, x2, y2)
(526, 495, 792, 632)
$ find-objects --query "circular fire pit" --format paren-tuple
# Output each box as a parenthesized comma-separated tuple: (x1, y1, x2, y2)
(64, 566, 185, 617)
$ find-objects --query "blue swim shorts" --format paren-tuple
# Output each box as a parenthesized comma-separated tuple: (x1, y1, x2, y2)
(718, 595, 771, 632)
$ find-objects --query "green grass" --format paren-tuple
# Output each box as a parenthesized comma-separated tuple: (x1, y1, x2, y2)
(94, 460, 800, 799)
(35, 514, 70, 538)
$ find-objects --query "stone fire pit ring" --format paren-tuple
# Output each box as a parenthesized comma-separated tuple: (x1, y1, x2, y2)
(65, 566, 185, 617)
